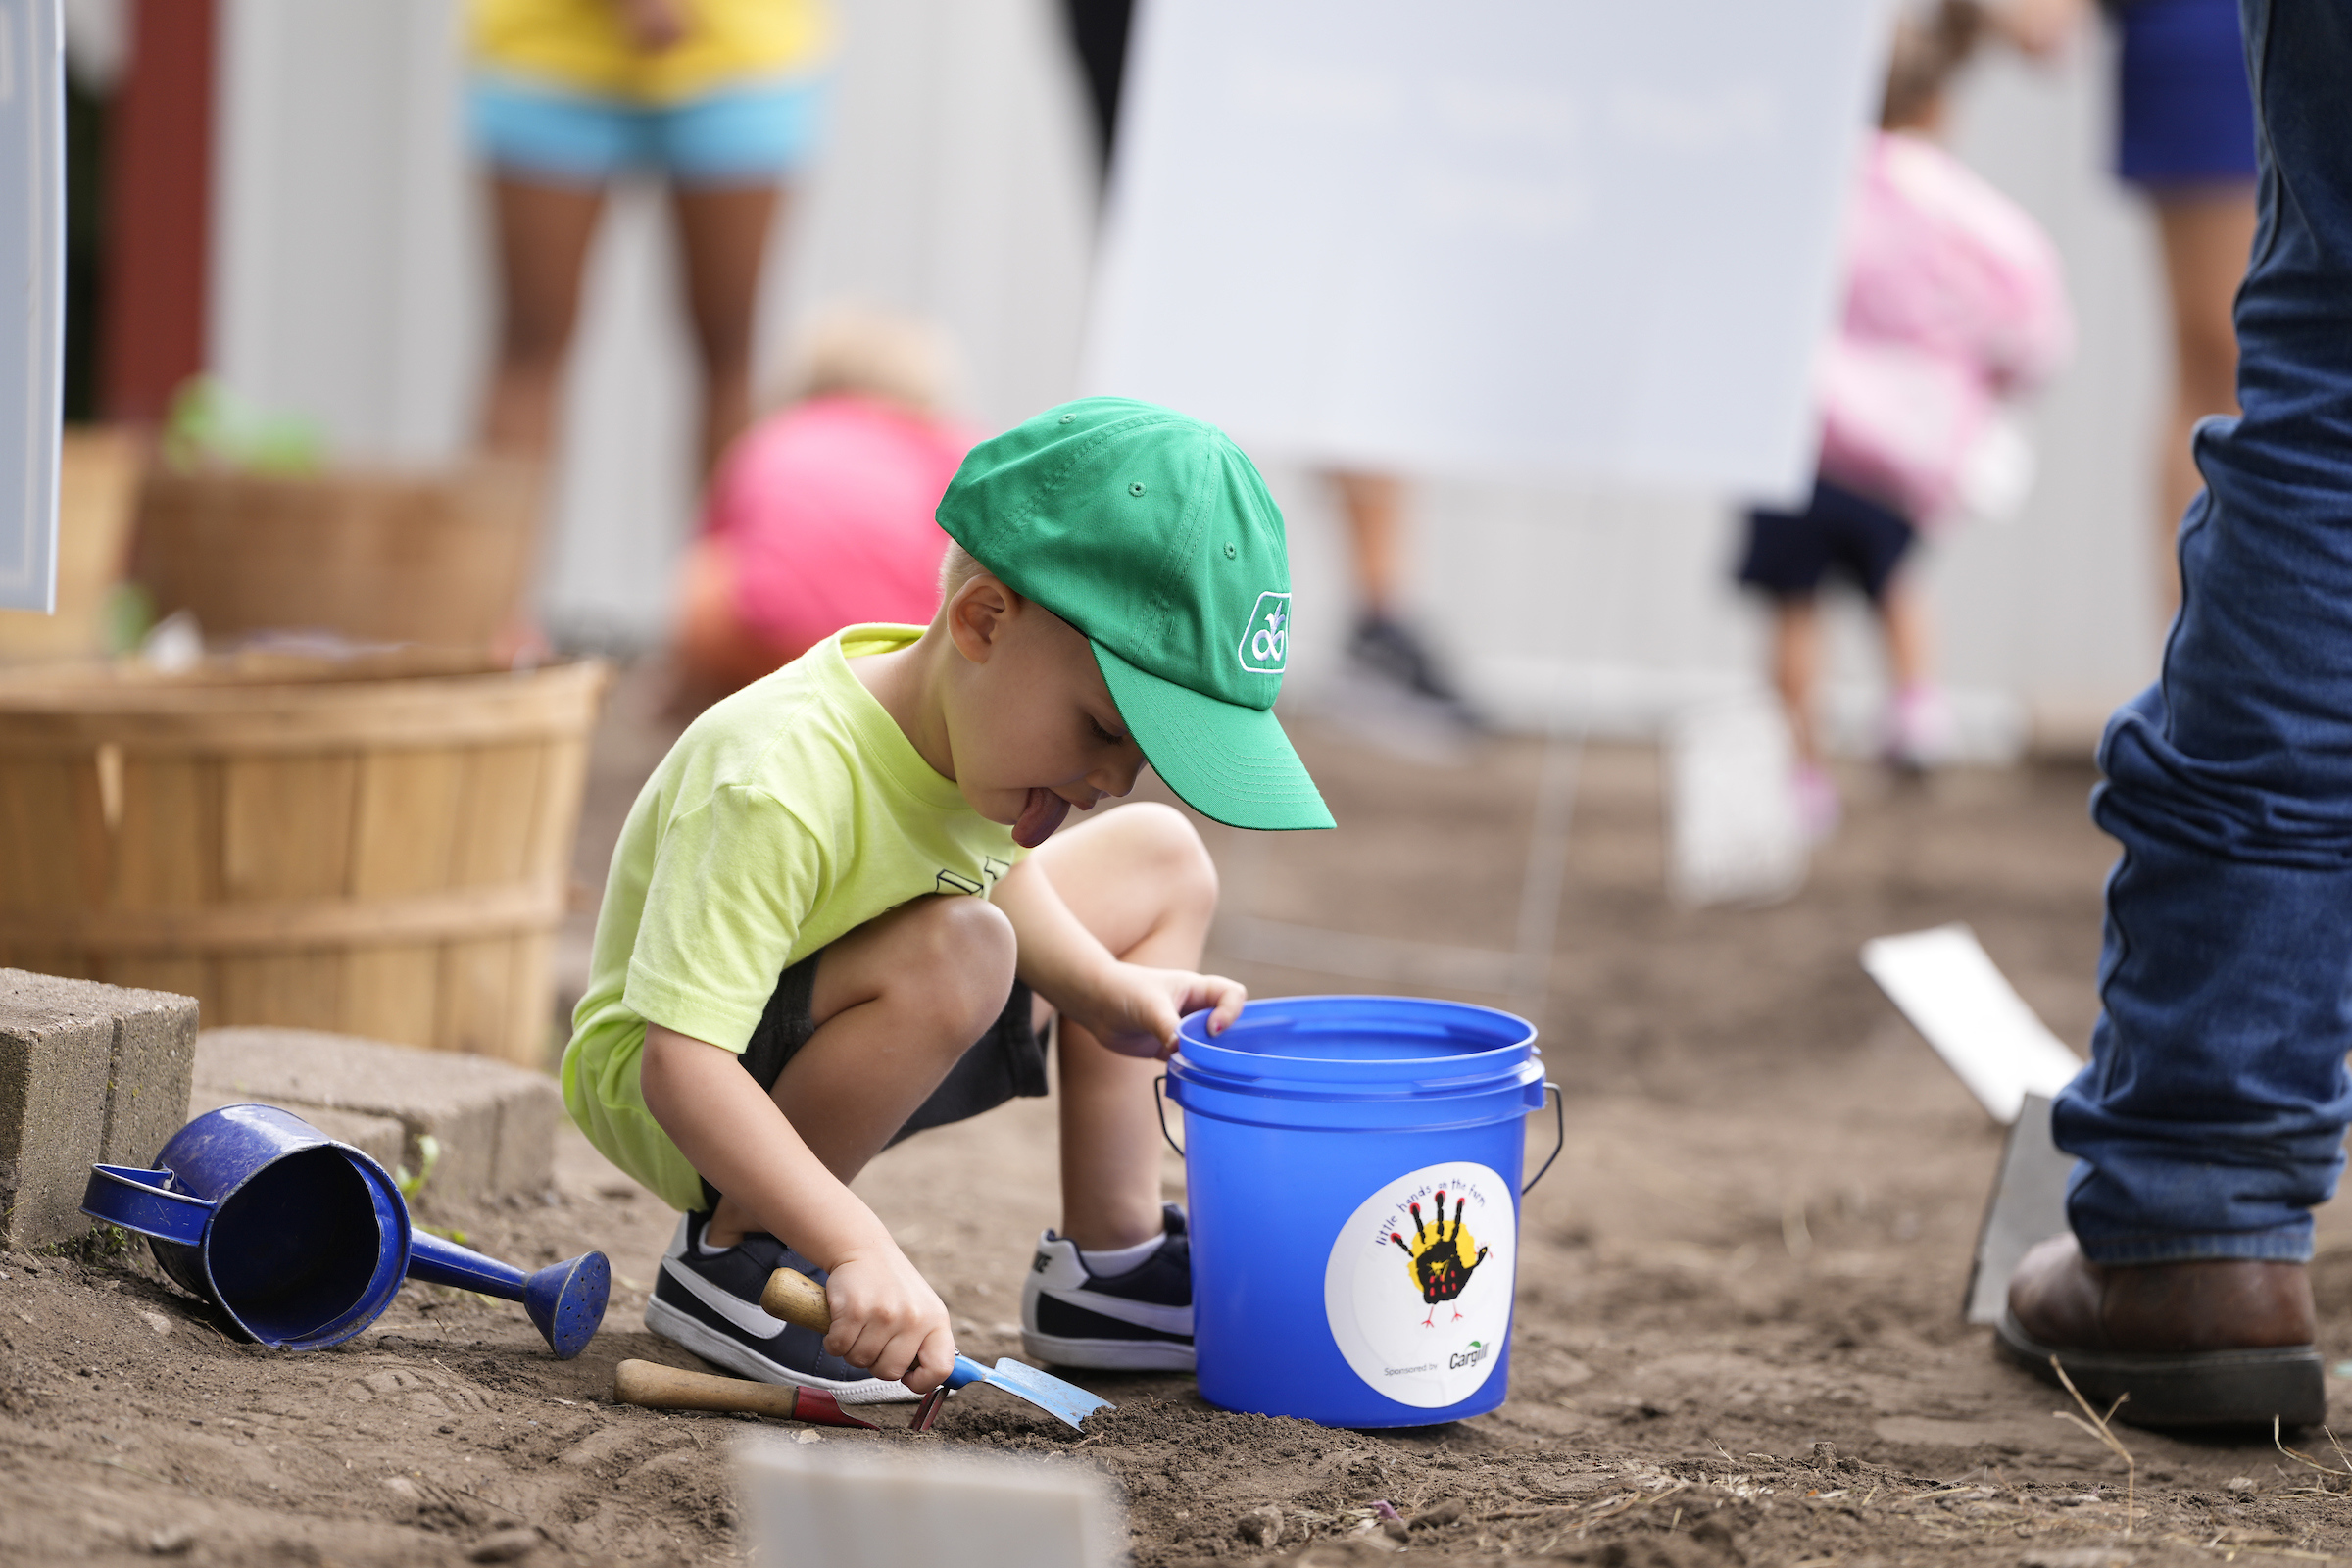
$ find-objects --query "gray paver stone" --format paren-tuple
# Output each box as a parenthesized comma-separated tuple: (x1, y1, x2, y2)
(191, 1028, 561, 1200)
(97, 988, 200, 1169)
(0, 969, 200, 1249)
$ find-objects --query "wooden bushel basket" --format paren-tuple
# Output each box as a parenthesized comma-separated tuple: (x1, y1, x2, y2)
(0, 429, 144, 662)
(0, 652, 608, 1066)
(133, 462, 539, 648)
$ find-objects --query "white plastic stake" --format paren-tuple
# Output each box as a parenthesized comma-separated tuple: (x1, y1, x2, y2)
(1667, 694, 1807, 908)
(1861, 923, 2084, 1124)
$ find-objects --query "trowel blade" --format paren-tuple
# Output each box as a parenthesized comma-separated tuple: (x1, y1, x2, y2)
(1964, 1091, 2075, 1325)
(976, 1357, 1113, 1430)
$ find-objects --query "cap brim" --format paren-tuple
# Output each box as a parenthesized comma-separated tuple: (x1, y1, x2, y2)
(1093, 641, 1334, 831)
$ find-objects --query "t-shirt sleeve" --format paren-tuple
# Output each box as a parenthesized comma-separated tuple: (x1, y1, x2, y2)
(623, 783, 824, 1053)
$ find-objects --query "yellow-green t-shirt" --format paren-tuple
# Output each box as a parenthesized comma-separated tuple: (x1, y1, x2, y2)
(562, 625, 1023, 1210)
(470, 0, 835, 104)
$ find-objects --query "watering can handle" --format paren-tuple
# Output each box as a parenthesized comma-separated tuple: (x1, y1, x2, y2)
(79, 1164, 212, 1248)
(1524, 1083, 1565, 1195)
(1152, 1075, 1182, 1157)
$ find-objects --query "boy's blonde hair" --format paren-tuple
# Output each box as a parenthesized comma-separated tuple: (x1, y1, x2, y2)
(936, 541, 987, 615)
(777, 303, 956, 416)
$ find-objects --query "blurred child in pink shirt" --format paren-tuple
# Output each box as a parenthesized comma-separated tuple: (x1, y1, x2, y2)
(672, 309, 974, 700)
(1739, 0, 2072, 836)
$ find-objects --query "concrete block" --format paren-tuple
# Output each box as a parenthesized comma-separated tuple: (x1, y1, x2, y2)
(191, 1027, 562, 1200)
(98, 989, 201, 1168)
(0, 969, 199, 1249)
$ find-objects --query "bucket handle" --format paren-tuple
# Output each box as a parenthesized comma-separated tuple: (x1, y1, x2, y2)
(1152, 1075, 1183, 1157)
(80, 1164, 213, 1248)
(1524, 1083, 1565, 1195)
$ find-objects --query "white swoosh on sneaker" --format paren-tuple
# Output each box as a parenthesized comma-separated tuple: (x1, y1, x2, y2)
(1041, 1288, 1193, 1337)
(662, 1255, 788, 1340)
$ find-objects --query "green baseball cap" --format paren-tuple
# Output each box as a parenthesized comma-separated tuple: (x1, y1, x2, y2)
(936, 397, 1334, 831)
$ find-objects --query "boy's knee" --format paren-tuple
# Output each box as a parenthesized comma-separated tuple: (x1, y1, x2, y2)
(1117, 802, 1220, 920)
(902, 894, 1018, 1033)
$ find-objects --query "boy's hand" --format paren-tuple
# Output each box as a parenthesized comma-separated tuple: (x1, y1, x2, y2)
(1074, 963, 1247, 1061)
(819, 1250, 957, 1395)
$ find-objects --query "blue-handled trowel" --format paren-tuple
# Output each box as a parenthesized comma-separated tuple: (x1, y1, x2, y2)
(760, 1268, 1112, 1432)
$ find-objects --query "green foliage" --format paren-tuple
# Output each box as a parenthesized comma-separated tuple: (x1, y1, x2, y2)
(394, 1134, 442, 1202)
(100, 582, 153, 655)
(160, 375, 327, 475)
(48, 1223, 133, 1263)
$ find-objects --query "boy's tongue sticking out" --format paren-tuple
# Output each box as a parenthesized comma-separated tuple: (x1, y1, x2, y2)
(1014, 787, 1072, 849)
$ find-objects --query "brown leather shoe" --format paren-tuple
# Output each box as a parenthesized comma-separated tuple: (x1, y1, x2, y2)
(1996, 1233, 2326, 1429)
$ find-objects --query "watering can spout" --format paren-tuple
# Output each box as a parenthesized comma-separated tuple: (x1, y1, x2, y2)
(406, 1231, 611, 1360)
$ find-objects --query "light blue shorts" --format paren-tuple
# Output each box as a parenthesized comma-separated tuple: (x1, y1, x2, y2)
(468, 73, 830, 187)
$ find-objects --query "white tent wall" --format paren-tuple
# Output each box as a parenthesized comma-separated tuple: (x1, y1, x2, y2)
(208, 3, 2164, 748)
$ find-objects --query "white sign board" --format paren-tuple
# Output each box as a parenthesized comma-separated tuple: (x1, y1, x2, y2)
(1087, 0, 1888, 498)
(0, 0, 60, 612)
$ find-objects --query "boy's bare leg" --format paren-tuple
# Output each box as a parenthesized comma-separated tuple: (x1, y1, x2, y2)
(1332, 469, 1405, 618)
(1877, 574, 1933, 693)
(672, 182, 785, 478)
(1771, 595, 1822, 767)
(2150, 188, 2257, 624)
(704, 894, 1016, 1247)
(480, 176, 606, 462)
(1026, 803, 1220, 1251)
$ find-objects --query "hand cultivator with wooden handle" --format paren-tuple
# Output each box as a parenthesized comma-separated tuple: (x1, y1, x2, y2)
(760, 1267, 1113, 1432)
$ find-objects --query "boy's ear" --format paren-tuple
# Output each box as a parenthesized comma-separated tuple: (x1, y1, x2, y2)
(945, 571, 1021, 663)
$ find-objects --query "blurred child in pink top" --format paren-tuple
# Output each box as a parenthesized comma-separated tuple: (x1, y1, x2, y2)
(1739, 0, 2072, 838)
(672, 309, 974, 700)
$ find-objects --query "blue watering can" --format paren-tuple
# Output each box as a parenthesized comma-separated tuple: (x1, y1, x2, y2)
(80, 1103, 609, 1357)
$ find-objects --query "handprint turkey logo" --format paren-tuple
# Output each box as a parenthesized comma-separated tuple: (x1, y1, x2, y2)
(1388, 1190, 1490, 1326)
(1327, 1161, 1514, 1408)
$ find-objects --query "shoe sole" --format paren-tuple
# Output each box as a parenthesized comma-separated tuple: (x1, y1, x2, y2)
(1021, 1327, 1195, 1372)
(1995, 1311, 2326, 1429)
(644, 1295, 918, 1405)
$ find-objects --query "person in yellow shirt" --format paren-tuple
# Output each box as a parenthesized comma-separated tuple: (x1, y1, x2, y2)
(469, 0, 834, 479)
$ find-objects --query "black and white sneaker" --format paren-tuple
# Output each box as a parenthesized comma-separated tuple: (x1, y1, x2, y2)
(644, 1211, 917, 1404)
(1020, 1203, 1195, 1371)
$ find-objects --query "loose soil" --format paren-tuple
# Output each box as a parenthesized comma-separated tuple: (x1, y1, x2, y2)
(12, 668, 2352, 1567)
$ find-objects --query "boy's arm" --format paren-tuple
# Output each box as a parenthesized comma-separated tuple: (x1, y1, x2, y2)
(992, 857, 1245, 1058)
(637, 1023, 956, 1393)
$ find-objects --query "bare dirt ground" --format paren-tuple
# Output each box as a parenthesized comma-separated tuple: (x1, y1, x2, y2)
(11, 666, 2352, 1567)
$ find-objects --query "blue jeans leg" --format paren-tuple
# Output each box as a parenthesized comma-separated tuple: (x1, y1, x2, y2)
(2052, 0, 2352, 1266)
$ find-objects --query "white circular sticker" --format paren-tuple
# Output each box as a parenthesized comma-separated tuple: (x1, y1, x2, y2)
(1323, 1161, 1515, 1408)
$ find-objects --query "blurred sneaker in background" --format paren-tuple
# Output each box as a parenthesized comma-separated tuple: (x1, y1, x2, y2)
(1349, 614, 1477, 719)
(1885, 683, 1956, 773)
(1794, 762, 1843, 844)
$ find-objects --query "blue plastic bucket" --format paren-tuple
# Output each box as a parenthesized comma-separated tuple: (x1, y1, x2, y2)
(1164, 995, 1558, 1427)
(80, 1102, 612, 1357)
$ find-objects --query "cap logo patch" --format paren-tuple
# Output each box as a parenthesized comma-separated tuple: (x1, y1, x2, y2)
(1240, 591, 1290, 674)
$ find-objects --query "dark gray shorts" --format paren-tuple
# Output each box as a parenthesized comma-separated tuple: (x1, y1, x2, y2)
(698, 947, 1047, 1212)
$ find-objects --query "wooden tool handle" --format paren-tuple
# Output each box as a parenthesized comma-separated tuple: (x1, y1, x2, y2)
(760, 1267, 831, 1331)
(613, 1358, 806, 1418)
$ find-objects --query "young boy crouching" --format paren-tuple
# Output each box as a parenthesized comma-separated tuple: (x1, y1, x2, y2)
(562, 398, 1334, 1399)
